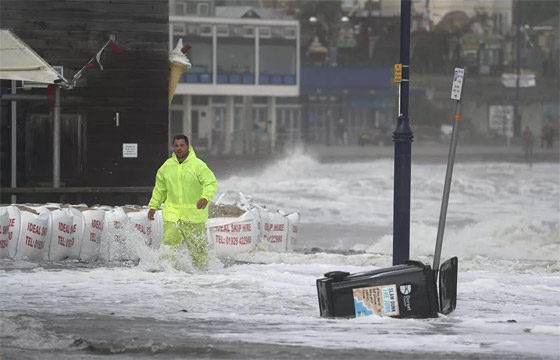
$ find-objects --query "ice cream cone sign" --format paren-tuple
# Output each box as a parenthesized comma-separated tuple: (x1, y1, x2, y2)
(169, 39, 192, 106)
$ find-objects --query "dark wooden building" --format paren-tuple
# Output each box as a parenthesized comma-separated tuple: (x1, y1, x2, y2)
(0, 0, 169, 205)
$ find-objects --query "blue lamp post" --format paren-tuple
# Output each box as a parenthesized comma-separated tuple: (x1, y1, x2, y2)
(392, 0, 413, 265)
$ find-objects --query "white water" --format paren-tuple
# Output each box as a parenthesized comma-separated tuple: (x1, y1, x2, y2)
(1, 151, 559, 359)
(220, 151, 559, 262)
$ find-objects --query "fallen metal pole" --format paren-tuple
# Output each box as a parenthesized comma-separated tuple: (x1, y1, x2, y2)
(433, 100, 462, 273)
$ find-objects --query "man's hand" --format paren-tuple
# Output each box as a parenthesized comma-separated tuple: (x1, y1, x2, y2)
(147, 208, 156, 220)
(196, 198, 208, 210)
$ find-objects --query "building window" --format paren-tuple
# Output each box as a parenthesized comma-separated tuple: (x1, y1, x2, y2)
(172, 23, 186, 35)
(186, 2, 199, 15)
(192, 96, 209, 105)
(272, 26, 284, 39)
(212, 96, 226, 105)
(198, 3, 210, 16)
(170, 111, 184, 138)
(243, 26, 255, 38)
(175, 1, 187, 15)
(259, 38, 297, 85)
(284, 27, 297, 39)
(217, 37, 255, 84)
(199, 24, 212, 37)
(259, 26, 271, 38)
(217, 25, 229, 37)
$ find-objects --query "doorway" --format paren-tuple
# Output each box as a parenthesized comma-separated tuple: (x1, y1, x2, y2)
(190, 106, 211, 151)
(25, 113, 84, 186)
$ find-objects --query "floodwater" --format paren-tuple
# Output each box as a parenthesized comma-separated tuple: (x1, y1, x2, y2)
(1, 150, 559, 359)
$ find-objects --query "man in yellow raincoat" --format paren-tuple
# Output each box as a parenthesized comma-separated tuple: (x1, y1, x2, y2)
(147, 135, 217, 270)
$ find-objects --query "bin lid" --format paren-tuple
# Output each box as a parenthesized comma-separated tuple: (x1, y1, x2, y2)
(439, 256, 458, 315)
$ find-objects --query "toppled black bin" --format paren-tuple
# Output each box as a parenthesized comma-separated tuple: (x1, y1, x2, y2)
(316, 257, 457, 318)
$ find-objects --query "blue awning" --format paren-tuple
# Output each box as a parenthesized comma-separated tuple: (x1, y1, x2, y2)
(301, 66, 394, 96)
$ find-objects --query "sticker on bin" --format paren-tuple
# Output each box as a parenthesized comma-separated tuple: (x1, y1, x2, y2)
(353, 284, 400, 317)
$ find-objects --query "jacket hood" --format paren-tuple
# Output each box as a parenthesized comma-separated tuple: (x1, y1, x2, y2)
(171, 145, 196, 163)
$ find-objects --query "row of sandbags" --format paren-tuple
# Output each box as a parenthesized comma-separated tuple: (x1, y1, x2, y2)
(0, 204, 163, 262)
(0, 194, 299, 262)
(207, 192, 300, 258)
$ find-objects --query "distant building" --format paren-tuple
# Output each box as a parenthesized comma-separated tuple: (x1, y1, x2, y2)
(170, 0, 405, 152)
(169, 4, 300, 154)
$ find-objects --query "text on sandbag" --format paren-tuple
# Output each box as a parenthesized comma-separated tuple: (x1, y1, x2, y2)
(58, 235, 75, 247)
(134, 223, 152, 235)
(58, 222, 77, 234)
(25, 236, 44, 249)
(91, 219, 104, 230)
(0, 224, 8, 248)
(215, 234, 252, 245)
(213, 223, 252, 233)
(90, 232, 101, 243)
(264, 223, 284, 232)
(265, 235, 283, 243)
(27, 223, 47, 236)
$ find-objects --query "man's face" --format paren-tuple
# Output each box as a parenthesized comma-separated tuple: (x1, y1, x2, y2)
(173, 139, 188, 159)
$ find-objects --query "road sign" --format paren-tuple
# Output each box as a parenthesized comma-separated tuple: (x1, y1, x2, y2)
(394, 63, 402, 83)
(450, 68, 464, 100)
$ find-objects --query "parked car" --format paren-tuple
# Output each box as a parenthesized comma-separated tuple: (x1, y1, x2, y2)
(358, 129, 392, 146)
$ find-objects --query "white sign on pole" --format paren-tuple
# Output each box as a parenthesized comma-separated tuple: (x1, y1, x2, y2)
(122, 143, 138, 158)
(501, 73, 536, 88)
(489, 105, 514, 137)
(450, 68, 465, 100)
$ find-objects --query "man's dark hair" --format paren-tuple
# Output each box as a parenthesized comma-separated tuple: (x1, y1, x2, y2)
(173, 134, 189, 145)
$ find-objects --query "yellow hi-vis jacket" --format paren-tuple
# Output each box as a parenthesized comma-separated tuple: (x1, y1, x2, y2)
(148, 146, 217, 223)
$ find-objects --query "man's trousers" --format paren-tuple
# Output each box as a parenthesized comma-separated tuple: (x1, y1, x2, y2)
(163, 220, 208, 270)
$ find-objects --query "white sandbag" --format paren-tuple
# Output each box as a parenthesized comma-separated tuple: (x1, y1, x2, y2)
(261, 211, 290, 252)
(286, 212, 300, 253)
(44, 203, 62, 209)
(125, 208, 155, 247)
(47, 208, 84, 261)
(151, 210, 164, 250)
(0, 208, 10, 258)
(15, 207, 49, 261)
(103, 207, 137, 261)
(68, 209, 85, 259)
(3, 206, 22, 259)
(6, 206, 22, 258)
(247, 206, 264, 246)
(207, 211, 258, 258)
(79, 209, 106, 261)
(27, 206, 54, 260)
